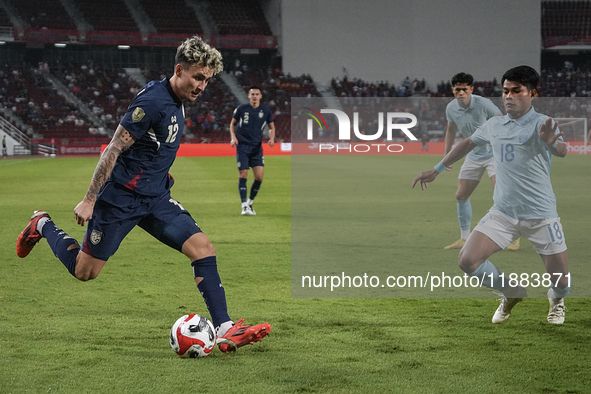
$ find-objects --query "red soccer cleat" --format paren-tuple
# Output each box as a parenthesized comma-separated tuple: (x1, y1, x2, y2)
(217, 318, 271, 353)
(16, 210, 50, 258)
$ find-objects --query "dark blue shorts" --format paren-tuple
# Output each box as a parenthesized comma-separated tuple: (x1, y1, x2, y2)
(236, 143, 264, 170)
(82, 181, 202, 261)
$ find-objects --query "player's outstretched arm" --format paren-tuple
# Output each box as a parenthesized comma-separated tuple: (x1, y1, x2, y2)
(412, 168, 439, 190)
(539, 117, 566, 158)
(412, 137, 476, 190)
(74, 125, 136, 226)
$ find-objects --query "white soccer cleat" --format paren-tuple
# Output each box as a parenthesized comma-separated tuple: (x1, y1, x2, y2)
(547, 288, 566, 324)
(492, 290, 525, 323)
(247, 205, 256, 215)
(241, 206, 249, 216)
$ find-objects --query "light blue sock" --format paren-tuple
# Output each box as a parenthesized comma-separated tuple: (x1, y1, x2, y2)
(457, 199, 472, 233)
(551, 284, 570, 298)
(469, 260, 505, 292)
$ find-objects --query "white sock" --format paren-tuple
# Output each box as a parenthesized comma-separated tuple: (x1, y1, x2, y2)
(461, 229, 470, 240)
(216, 320, 234, 337)
(242, 202, 248, 208)
(36, 217, 50, 234)
(247, 199, 254, 206)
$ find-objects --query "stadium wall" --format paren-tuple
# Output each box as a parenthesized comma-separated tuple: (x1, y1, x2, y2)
(282, 0, 541, 87)
(99, 143, 292, 157)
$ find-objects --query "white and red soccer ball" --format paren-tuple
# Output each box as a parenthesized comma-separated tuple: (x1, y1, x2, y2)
(170, 314, 216, 358)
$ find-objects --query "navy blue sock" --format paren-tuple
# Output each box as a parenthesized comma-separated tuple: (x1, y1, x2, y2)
(42, 220, 79, 277)
(249, 180, 262, 201)
(191, 256, 230, 327)
(238, 178, 247, 203)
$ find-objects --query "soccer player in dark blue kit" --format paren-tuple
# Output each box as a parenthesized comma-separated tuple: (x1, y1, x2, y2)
(16, 36, 270, 353)
(229, 86, 276, 215)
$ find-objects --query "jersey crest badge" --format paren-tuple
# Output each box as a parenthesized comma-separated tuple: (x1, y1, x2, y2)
(518, 129, 530, 144)
(132, 107, 145, 122)
(259, 111, 264, 118)
(90, 230, 102, 245)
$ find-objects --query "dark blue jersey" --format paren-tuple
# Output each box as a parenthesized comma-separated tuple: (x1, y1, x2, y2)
(232, 104, 274, 145)
(112, 78, 184, 196)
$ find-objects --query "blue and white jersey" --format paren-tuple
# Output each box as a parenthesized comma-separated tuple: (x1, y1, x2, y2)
(113, 78, 184, 196)
(446, 94, 500, 161)
(471, 107, 563, 220)
(233, 104, 273, 146)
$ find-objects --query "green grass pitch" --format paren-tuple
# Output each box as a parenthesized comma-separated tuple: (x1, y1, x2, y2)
(1, 154, 590, 393)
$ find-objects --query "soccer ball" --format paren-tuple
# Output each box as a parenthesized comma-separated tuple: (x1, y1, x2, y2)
(170, 314, 217, 358)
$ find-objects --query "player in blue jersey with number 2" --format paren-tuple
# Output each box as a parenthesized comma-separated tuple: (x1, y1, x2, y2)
(16, 36, 271, 352)
(413, 65, 569, 325)
(230, 86, 275, 215)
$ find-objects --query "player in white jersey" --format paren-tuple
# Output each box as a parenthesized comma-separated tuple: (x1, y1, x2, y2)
(413, 66, 569, 324)
(443, 73, 522, 251)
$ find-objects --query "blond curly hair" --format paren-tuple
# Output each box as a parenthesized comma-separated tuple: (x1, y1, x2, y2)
(175, 36, 223, 74)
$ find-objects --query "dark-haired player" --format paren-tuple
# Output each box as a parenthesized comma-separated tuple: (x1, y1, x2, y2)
(229, 86, 275, 215)
(443, 72, 513, 250)
(17, 36, 271, 352)
(413, 65, 569, 324)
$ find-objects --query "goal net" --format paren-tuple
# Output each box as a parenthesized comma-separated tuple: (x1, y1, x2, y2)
(554, 117, 588, 154)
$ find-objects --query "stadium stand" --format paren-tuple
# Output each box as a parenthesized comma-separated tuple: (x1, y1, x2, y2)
(542, 0, 591, 47)
(332, 77, 426, 98)
(141, 0, 203, 35)
(7, 0, 77, 30)
(540, 64, 591, 97)
(235, 67, 321, 110)
(3, 54, 591, 146)
(205, 0, 272, 36)
(0, 64, 94, 138)
(0, 4, 13, 27)
(1, 0, 590, 150)
(74, 0, 138, 31)
(4, 60, 591, 145)
(51, 61, 139, 130)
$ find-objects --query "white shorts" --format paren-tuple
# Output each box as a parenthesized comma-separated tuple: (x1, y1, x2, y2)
(473, 209, 567, 255)
(458, 157, 495, 181)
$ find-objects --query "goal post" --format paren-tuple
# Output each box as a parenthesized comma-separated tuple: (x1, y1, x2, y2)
(553, 117, 588, 154)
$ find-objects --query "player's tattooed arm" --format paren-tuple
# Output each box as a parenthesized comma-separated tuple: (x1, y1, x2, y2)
(85, 125, 136, 202)
(74, 125, 136, 226)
